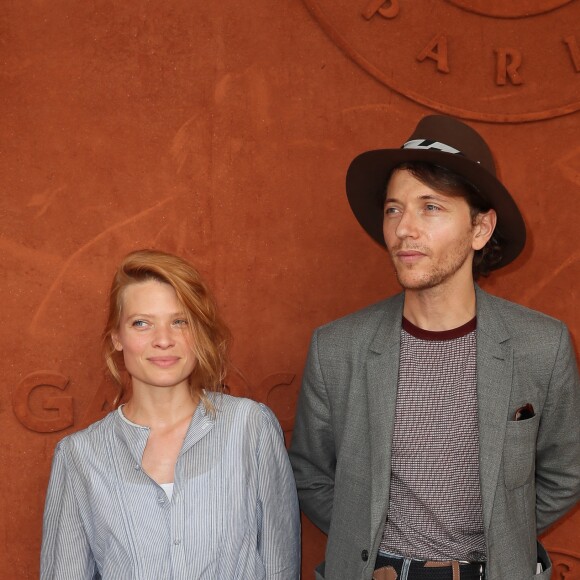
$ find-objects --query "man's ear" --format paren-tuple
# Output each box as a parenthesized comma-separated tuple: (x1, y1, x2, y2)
(472, 209, 497, 251)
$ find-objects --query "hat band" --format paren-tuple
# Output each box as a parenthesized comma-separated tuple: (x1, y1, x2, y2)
(402, 139, 463, 155)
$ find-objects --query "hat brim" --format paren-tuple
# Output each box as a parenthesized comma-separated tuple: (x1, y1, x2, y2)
(346, 148, 526, 270)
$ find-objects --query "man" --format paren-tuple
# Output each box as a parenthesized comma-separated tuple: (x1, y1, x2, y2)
(289, 115, 580, 580)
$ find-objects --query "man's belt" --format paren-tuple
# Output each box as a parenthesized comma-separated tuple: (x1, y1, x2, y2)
(374, 552, 485, 580)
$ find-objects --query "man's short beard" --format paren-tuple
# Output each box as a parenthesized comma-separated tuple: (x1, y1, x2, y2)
(388, 241, 474, 291)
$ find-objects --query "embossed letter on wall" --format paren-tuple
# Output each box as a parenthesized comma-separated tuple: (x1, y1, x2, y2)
(547, 547, 580, 579)
(13, 371, 73, 433)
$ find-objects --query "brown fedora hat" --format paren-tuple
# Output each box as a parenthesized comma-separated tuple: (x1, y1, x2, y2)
(346, 115, 526, 269)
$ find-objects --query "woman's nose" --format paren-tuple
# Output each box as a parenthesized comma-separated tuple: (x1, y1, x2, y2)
(152, 325, 175, 348)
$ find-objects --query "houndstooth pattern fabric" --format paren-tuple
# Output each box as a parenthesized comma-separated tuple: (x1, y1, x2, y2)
(379, 318, 486, 562)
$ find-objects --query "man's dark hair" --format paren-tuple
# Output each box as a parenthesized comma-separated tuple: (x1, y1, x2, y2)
(387, 161, 503, 279)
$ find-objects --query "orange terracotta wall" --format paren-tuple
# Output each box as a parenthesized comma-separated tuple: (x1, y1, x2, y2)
(2, 1, 579, 578)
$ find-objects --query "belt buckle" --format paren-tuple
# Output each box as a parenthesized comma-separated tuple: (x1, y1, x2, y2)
(469, 562, 484, 579)
(457, 560, 485, 580)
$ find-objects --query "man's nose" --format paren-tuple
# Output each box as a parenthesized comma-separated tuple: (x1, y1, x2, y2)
(395, 210, 420, 239)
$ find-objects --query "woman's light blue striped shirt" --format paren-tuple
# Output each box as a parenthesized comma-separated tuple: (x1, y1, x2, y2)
(40, 394, 300, 579)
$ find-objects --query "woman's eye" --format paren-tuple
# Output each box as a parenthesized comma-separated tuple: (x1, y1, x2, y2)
(173, 319, 188, 327)
(131, 320, 148, 328)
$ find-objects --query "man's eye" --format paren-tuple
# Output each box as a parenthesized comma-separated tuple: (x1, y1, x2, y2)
(384, 206, 399, 215)
(425, 204, 440, 211)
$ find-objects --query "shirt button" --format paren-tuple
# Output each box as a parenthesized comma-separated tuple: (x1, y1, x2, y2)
(134, 465, 140, 470)
(361, 549, 369, 562)
(173, 539, 181, 545)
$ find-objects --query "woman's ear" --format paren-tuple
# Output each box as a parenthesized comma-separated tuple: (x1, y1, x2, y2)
(111, 333, 123, 352)
(472, 209, 497, 251)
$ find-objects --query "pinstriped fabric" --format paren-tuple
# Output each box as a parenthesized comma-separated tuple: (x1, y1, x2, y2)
(40, 394, 300, 579)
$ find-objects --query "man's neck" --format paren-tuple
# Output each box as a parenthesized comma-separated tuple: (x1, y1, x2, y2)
(402, 281, 477, 331)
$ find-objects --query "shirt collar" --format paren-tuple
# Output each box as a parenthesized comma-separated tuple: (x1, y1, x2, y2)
(113, 399, 216, 466)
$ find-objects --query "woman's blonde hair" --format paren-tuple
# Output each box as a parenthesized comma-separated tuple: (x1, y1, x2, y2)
(103, 249, 230, 413)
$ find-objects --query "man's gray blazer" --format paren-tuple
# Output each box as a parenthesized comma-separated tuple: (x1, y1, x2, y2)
(289, 287, 580, 580)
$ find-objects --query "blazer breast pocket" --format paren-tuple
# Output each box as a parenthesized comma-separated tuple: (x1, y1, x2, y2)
(503, 413, 540, 490)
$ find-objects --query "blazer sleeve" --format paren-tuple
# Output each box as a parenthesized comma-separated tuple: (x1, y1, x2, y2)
(40, 441, 98, 580)
(256, 404, 301, 579)
(535, 323, 580, 533)
(289, 329, 336, 535)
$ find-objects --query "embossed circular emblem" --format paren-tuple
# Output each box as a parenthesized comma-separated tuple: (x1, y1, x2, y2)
(302, 0, 580, 122)
(446, 0, 574, 18)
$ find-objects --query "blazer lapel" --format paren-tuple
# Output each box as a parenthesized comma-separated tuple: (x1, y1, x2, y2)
(366, 293, 404, 537)
(475, 287, 513, 530)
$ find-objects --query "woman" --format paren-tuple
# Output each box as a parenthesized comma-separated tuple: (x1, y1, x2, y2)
(40, 249, 300, 579)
